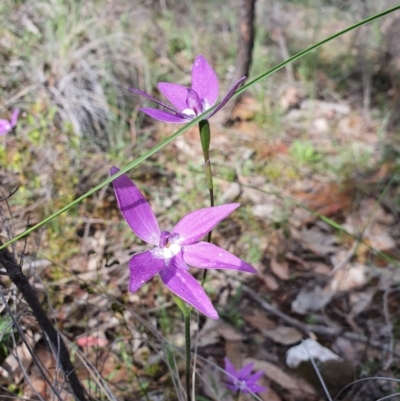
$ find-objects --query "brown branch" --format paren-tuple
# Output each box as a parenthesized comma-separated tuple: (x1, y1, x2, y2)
(0, 241, 88, 401)
(224, 0, 256, 124)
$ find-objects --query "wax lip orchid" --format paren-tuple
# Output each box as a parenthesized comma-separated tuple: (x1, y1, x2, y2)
(224, 357, 267, 395)
(110, 167, 256, 319)
(0, 109, 19, 136)
(130, 54, 245, 123)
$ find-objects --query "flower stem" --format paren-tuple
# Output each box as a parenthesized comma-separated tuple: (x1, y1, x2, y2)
(184, 313, 192, 401)
(199, 120, 215, 286)
(174, 296, 192, 401)
(235, 390, 240, 401)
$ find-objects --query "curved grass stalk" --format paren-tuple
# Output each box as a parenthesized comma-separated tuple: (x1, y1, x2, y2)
(1, 3, 400, 250)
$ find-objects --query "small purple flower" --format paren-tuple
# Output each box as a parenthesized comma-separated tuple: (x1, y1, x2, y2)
(130, 54, 245, 123)
(110, 167, 256, 319)
(224, 357, 267, 394)
(0, 109, 19, 136)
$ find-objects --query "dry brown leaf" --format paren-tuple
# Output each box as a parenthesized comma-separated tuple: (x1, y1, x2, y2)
(260, 386, 282, 401)
(2, 329, 35, 383)
(291, 286, 333, 315)
(285, 252, 310, 270)
(260, 273, 280, 291)
(243, 310, 277, 331)
(291, 227, 338, 256)
(232, 96, 261, 120)
(270, 254, 290, 280)
(280, 86, 301, 110)
(311, 262, 332, 275)
(216, 323, 244, 341)
(330, 263, 366, 292)
(225, 341, 247, 368)
(245, 358, 317, 396)
(349, 290, 375, 316)
(196, 319, 221, 347)
(22, 347, 74, 401)
(263, 326, 303, 346)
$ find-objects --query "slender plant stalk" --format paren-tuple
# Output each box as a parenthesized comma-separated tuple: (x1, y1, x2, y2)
(1, 4, 399, 251)
(198, 120, 214, 287)
(235, 390, 240, 401)
(173, 296, 192, 401)
(184, 313, 192, 401)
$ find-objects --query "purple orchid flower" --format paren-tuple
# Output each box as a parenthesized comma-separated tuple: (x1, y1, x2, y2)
(0, 109, 19, 136)
(130, 54, 245, 123)
(110, 167, 256, 319)
(224, 357, 267, 394)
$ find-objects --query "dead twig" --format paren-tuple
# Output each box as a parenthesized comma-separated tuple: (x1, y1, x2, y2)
(0, 241, 89, 401)
(224, 0, 256, 123)
(382, 287, 399, 370)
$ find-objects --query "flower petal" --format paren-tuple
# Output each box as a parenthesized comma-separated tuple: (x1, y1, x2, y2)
(159, 253, 218, 319)
(191, 55, 219, 107)
(243, 370, 267, 394)
(183, 242, 256, 273)
(110, 167, 160, 245)
(129, 250, 165, 293)
(246, 371, 264, 385)
(207, 76, 246, 119)
(158, 83, 190, 113)
(172, 203, 240, 244)
(245, 381, 267, 394)
(224, 357, 238, 379)
(0, 120, 11, 136)
(226, 383, 239, 392)
(129, 88, 178, 114)
(238, 362, 254, 380)
(250, 384, 267, 393)
(139, 108, 189, 123)
(10, 109, 19, 127)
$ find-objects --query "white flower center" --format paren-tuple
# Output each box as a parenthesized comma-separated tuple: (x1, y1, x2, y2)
(162, 243, 181, 259)
(182, 108, 196, 117)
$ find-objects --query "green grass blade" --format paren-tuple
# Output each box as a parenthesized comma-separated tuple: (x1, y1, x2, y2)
(0, 113, 203, 249)
(1, 4, 400, 249)
(235, 4, 400, 96)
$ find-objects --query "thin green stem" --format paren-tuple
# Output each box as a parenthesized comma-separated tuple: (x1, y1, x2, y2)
(0, 114, 203, 250)
(235, 390, 240, 401)
(234, 4, 400, 98)
(2, 4, 398, 250)
(184, 313, 192, 401)
(173, 296, 192, 401)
